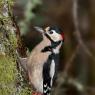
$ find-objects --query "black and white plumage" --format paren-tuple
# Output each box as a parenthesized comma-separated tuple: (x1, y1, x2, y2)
(27, 26, 64, 95)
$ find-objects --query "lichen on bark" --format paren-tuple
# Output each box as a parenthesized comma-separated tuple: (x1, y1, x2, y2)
(0, 0, 31, 95)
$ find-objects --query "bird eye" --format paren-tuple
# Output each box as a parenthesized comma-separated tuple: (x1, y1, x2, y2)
(49, 31, 53, 34)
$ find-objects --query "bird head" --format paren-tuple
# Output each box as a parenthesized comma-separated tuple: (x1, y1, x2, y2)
(34, 26, 64, 43)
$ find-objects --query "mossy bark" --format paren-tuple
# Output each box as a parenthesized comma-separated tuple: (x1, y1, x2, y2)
(0, 0, 31, 95)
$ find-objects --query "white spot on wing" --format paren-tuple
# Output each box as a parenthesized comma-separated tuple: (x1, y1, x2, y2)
(50, 60, 55, 86)
(44, 89, 48, 93)
(47, 86, 51, 90)
(44, 84, 47, 87)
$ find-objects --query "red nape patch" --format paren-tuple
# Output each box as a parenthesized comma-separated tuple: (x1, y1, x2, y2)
(61, 32, 64, 41)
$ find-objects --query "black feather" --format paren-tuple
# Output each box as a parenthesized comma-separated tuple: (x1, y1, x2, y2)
(41, 46, 52, 52)
(43, 53, 59, 95)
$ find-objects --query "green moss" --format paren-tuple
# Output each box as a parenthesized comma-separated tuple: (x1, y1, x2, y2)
(0, 56, 17, 95)
(0, 56, 16, 83)
(20, 87, 32, 95)
(0, 0, 34, 94)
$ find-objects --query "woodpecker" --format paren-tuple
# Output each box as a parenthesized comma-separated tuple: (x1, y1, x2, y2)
(27, 26, 64, 95)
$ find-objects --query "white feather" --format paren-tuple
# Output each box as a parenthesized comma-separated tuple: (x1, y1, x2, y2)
(46, 30, 63, 42)
(44, 84, 47, 87)
(50, 60, 55, 86)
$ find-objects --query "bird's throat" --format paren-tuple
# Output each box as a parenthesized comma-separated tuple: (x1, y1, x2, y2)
(41, 41, 62, 54)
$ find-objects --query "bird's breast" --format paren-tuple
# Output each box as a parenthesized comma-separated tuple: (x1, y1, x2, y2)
(27, 46, 51, 93)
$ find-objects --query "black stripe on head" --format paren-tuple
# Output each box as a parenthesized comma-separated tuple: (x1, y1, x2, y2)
(45, 33, 54, 42)
(49, 26, 63, 35)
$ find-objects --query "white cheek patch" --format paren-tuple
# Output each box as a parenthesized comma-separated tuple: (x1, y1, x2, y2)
(47, 30, 62, 42)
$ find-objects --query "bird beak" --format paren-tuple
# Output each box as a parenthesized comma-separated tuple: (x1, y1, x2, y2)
(34, 26, 44, 34)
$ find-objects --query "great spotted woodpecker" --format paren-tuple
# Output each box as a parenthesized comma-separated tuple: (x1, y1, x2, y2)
(27, 26, 64, 95)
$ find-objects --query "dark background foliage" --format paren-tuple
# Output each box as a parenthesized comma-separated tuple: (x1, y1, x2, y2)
(13, 0, 95, 94)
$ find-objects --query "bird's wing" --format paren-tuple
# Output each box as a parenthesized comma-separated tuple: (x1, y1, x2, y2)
(43, 54, 55, 95)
